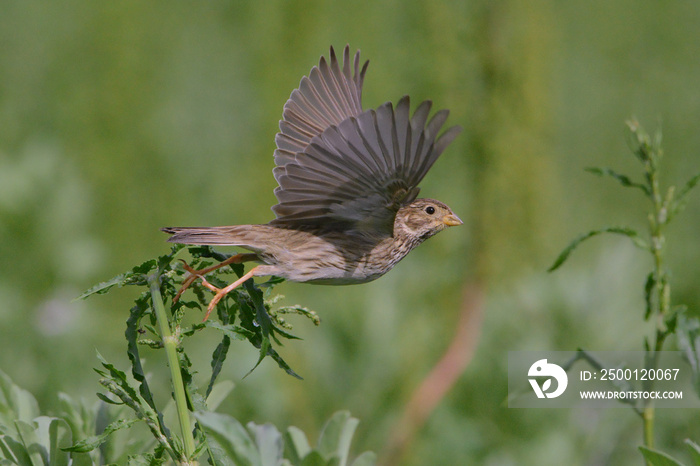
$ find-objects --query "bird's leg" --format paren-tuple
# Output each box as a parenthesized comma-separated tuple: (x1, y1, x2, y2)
(203, 266, 260, 322)
(173, 253, 255, 303)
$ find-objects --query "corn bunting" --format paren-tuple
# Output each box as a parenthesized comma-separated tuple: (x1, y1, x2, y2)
(163, 45, 463, 320)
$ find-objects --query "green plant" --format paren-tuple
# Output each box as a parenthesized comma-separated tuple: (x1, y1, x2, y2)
(550, 120, 700, 465)
(0, 245, 375, 465)
(0, 368, 375, 465)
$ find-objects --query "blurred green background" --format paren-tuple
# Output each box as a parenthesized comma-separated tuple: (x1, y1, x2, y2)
(2, 0, 700, 464)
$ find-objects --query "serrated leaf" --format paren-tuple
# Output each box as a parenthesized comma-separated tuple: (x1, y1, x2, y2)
(76, 273, 132, 300)
(276, 305, 321, 327)
(126, 454, 165, 466)
(132, 260, 157, 275)
(96, 353, 140, 405)
(77, 259, 157, 300)
(99, 395, 123, 408)
(548, 227, 649, 272)
(65, 418, 140, 453)
(586, 167, 651, 195)
(639, 446, 685, 466)
(206, 322, 254, 341)
(125, 295, 161, 416)
(207, 335, 231, 399)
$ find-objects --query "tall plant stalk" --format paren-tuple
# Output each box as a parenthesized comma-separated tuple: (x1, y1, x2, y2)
(550, 119, 700, 457)
(148, 274, 197, 463)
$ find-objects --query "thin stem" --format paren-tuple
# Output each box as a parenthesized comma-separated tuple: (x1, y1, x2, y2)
(640, 128, 669, 453)
(148, 274, 197, 464)
(643, 406, 654, 449)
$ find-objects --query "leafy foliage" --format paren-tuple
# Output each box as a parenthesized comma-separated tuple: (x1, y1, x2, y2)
(0, 245, 372, 465)
(638, 439, 700, 466)
(550, 120, 700, 462)
(0, 368, 373, 465)
(196, 410, 375, 466)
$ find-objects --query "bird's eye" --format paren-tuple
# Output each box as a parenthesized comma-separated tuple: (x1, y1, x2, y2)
(425, 206, 436, 215)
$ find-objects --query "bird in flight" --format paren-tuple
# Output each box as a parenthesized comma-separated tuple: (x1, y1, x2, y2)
(163, 45, 463, 321)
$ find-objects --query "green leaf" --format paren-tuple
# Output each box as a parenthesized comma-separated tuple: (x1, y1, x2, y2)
(0, 369, 40, 429)
(96, 353, 140, 406)
(639, 446, 685, 466)
(126, 454, 167, 466)
(14, 419, 46, 466)
(65, 418, 139, 453)
(76, 259, 157, 300)
(95, 393, 122, 406)
(300, 451, 330, 466)
(317, 411, 359, 466)
(285, 426, 312, 464)
(56, 393, 102, 466)
(275, 305, 321, 327)
(195, 411, 259, 466)
(685, 439, 700, 466)
(676, 314, 700, 398)
(350, 452, 377, 466)
(47, 417, 72, 466)
(206, 322, 254, 341)
(585, 167, 651, 195)
(549, 227, 649, 272)
(0, 434, 32, 465)
(76, 273, 131, 299)
(644, 272, 655, 320)
(124, 295, 162, 421)
(207, 335, 231, 399)
(670, 171, 700, 219)
(246, 423, 284, 466)
(133, 260, 157, 275)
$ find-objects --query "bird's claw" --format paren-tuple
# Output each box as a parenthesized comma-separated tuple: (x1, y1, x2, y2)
(171, 254, 256, 322)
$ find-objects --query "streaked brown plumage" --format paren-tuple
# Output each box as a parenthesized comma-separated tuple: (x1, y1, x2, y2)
(163, 46, 463, 320)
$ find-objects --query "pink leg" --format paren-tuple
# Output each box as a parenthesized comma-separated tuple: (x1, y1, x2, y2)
(173, 253, 251, 303)
(203, 266, 260, 322)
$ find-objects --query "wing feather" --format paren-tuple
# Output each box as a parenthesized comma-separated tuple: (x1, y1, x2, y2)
(271, 96, 461, 232)
(273, 45, 367, 165)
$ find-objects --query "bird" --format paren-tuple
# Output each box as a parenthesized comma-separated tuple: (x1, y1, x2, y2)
(163, 45, 463, 321)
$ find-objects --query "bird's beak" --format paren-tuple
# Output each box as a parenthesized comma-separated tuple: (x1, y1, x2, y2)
(443, 213, 463, 227)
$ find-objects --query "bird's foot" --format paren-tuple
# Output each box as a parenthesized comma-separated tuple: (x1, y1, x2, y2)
(173, 253, 255, 321)
(202, 266, 259, 321)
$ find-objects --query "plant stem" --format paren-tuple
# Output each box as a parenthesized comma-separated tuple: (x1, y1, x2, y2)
(643, 405, 654, 449)
(640, 126, 668, 452)
(148, 274, 197, 464)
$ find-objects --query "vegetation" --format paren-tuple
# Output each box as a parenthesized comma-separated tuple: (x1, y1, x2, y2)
(1, 1, 700, 464)
(549, 121, 700, 464)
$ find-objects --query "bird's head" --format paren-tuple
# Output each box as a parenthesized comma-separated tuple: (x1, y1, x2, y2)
(394, 198, 463, 243)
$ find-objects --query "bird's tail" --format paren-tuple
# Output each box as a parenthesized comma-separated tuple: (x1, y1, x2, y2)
(161, 225, 266, 249)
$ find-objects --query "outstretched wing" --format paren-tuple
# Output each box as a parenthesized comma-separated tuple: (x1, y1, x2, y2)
(274, 45, 369, 167)
(271, 96, 462, 233)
